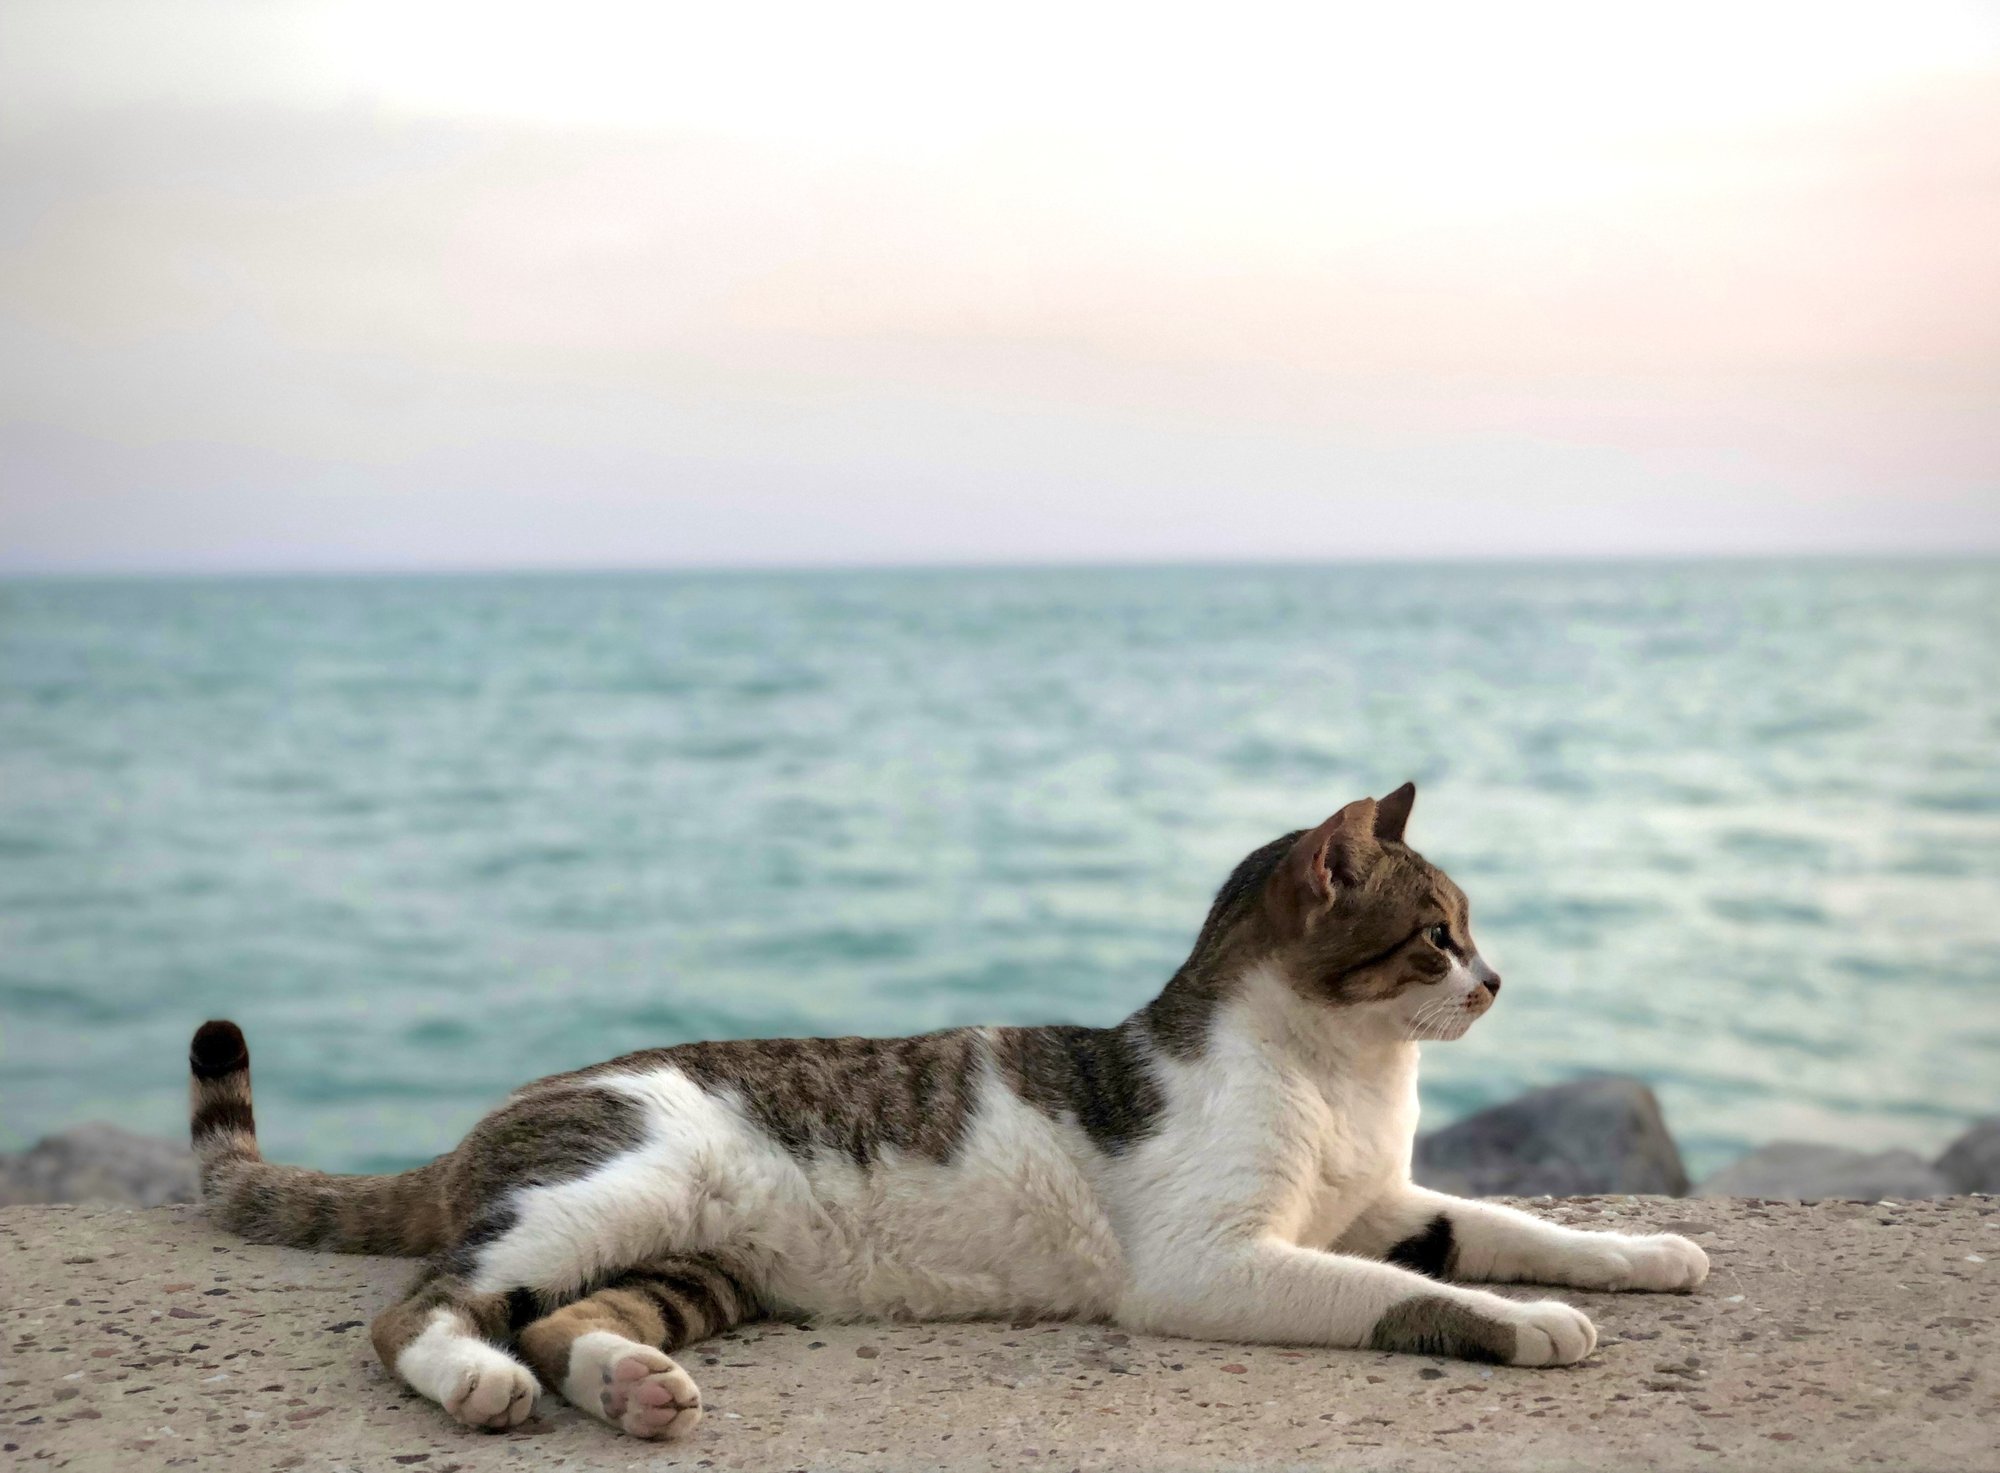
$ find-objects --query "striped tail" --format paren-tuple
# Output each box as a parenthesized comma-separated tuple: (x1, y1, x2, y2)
(188, 1019, 450, 1257)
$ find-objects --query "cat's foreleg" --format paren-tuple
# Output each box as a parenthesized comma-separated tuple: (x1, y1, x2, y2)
(1340, 1185, 1709, 1292)
(1117, 1236, 1596, 1366)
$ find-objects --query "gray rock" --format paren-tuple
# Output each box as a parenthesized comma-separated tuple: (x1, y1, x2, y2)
(1413, 1076, 1691, 1197)
(1935, 1118, 2000, 1194)
(0, 1123, 197, 1207)
(1696, 1141, 1950, 1200)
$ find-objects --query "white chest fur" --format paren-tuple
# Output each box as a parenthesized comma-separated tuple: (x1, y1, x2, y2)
(1131, 974, 1423, 1255)
(1290, 1055, 1420, 1248)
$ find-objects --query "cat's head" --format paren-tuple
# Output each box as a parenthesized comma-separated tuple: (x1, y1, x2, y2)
(1234, 783, 1501, 1041)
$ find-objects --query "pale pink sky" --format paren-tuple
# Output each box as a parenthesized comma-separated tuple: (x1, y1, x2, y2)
(1, 0, 1996, 571)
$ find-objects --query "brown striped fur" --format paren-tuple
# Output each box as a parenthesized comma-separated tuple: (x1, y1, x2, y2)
(1367, 1293, 1516, 1362)
(367, 1264, 514, 1374)
(513, 1255, 759, 1391)
(189, 1020, 450, 1256)
(989, 1020, 1165, 1155)
(560, 1030, 987, 1165)
(360, 1252, 757, 1414)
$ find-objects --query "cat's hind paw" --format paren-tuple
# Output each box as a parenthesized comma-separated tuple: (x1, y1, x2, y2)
(564, 1332, 704, 1440)
(602, 1346, 703, 1440)
(443, 1357, 539, 1430)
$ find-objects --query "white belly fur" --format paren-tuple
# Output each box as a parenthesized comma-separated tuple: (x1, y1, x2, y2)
(469, 1061, 1128, 1323)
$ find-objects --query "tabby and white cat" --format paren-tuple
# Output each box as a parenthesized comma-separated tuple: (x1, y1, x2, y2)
(188, 784, 1706, 1440)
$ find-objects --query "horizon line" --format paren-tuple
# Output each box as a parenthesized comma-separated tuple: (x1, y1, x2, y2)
(5, 546, 2000, 585)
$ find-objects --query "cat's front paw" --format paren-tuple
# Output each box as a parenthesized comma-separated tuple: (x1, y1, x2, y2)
(1502, 1298, 1597, 1366)
(1370, 1290, 1595, 1367)
(1568, 1232, 1709, 1293)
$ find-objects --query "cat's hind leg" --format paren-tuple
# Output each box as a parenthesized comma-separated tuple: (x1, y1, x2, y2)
(515, 1254, 760, 1440)
(369, 1264, 540, 1429)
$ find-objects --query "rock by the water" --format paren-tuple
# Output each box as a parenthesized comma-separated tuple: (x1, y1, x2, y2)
(1696, 1141, 1950, 1200)
(1935, 1118, 2000, 1194)
(0, 1123, 196, 1207)
(1413, 1076, 1691, 1197)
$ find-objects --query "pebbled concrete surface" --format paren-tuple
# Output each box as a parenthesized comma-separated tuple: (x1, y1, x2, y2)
(2, 1196, 1994, 1471)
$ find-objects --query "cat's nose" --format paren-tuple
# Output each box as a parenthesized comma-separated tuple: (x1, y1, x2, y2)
(1480, 974, 1501, 998)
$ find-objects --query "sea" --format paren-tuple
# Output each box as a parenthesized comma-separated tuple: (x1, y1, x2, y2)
(1, 561, 1995, 1180)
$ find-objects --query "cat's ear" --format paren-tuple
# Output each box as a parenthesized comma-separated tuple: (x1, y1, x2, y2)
(1276, 798, 1381, 924)
(1373, 781, 1416, 844)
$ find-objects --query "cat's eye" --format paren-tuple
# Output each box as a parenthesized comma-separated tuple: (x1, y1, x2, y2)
(1425, 924, 1452, 950)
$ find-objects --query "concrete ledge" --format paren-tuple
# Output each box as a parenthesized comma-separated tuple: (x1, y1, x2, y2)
(2, 1197, 1994, 1470)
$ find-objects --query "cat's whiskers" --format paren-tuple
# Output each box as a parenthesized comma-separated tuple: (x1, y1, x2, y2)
(1406, 995, 1462, 1041)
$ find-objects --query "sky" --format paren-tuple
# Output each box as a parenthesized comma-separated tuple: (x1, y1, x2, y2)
(1, 0, 1997, 573)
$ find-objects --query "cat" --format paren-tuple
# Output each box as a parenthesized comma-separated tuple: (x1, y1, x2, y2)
(186, 783, 1707, 1440)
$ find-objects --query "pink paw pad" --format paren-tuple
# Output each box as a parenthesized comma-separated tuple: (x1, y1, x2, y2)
(600, 1351, 701, 1440)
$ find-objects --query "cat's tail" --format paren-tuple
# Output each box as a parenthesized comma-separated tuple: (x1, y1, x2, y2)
(188, 1020, 449, 1257)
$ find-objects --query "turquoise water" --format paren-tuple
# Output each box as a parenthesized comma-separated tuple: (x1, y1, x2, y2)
(1, 562, 1995, 1180)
